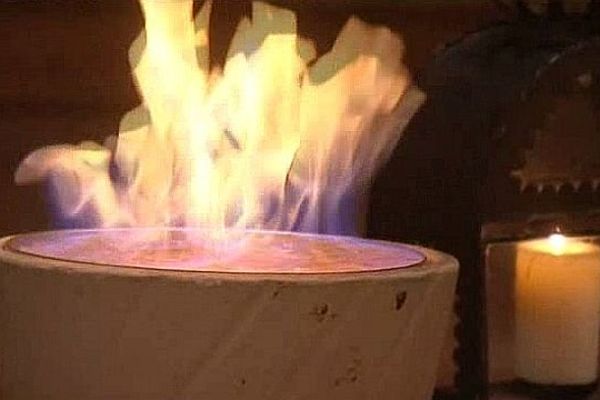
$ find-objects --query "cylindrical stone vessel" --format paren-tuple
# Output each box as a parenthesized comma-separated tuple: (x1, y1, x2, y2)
(0, 229, 457, 400)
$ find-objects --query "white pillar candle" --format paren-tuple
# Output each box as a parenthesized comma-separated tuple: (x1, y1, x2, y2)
(515, 234, 600, 385)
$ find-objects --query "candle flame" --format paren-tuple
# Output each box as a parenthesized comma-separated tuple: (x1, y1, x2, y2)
(548, 233, 568, 256)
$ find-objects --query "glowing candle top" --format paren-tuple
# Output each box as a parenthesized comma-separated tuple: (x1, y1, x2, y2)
(519, 233, 599, 256)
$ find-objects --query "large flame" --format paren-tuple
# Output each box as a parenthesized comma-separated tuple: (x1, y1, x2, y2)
(16, 1, 422, 236)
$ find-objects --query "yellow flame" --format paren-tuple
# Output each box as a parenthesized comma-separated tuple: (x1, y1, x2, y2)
(16, 1, 421, 236)
(548, 233, 568, 256)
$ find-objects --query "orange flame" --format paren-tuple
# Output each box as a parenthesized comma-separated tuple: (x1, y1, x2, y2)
(16, 1, 422, 237)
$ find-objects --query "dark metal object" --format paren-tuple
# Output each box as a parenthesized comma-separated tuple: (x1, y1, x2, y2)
(369, 17, 600, 400)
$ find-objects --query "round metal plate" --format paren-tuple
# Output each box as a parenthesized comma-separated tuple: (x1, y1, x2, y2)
(6, 228, 425, 274)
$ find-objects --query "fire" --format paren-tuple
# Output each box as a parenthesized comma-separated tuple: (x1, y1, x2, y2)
(15, 1, 422, 237)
